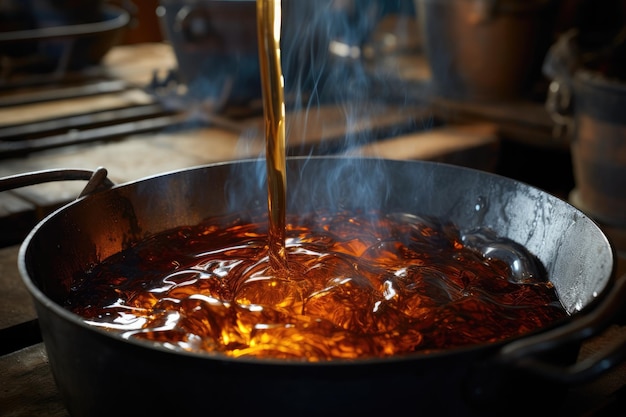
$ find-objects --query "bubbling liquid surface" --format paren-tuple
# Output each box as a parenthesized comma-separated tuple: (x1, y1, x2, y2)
(66, 208, 567, 361)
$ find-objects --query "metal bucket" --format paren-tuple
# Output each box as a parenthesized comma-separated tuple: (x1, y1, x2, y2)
(415, 0, 556, 101)
(568, 70, 626, 229)
(544, 30, 626, 231)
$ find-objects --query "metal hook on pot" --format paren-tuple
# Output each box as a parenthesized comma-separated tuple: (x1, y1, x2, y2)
(78, 167, 115, 197)
(465, 272, 626, 407)
(545, 79, 574, 139)
(495, 272, 626, 382)
(542, 29, 581, 140)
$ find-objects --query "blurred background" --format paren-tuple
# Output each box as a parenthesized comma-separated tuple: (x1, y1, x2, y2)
(1, 2, 625, 416)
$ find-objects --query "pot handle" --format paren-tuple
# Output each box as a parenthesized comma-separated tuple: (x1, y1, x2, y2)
(542, 30, 580, 140)
(495, 273, 626, 384)
(0, 167, 114, 197)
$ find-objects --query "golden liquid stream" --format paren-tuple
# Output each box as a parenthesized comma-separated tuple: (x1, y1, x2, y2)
(257, 0, 288, 273)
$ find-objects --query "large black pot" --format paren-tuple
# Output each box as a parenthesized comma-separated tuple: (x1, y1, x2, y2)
(3, 157, 625, 417)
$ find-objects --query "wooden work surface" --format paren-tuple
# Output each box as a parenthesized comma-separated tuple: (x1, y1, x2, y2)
(0, 42, 624, 417)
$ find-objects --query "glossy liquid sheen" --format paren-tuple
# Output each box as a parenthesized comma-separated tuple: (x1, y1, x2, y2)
(257, 0, 288, 272)
(66, 209, 566, 361)
(65, 0, 568, 361)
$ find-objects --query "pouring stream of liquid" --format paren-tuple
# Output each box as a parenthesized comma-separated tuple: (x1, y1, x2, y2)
(257, 0, 288, 273)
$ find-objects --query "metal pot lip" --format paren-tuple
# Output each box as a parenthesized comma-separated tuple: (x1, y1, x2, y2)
(15, 157, 612, 366)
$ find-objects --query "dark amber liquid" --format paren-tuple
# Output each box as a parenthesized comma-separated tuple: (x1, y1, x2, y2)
(66, 208, 567, 361)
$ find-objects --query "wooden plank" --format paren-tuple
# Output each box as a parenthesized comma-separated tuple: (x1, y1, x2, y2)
(241, 104, 434, 154)
(0, 125, 246, 215)
(102, 42, 178, 87)
(0, 192, 33, 219)
(0, 43, 176, 128)
(0, 89, 155, 127)
(351, 122, 500, 171)
(431, 97, 566, 150)
(0, 343, 69, 417)
(0, 246, 36, 331)
(0, 193, 36, 247)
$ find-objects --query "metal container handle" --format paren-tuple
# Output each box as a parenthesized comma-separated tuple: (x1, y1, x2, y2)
(0, 167, 115, 197)
(498, 273, 626, 383)
(465, 273, 626, 405)
(542, 29, 580, 139)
